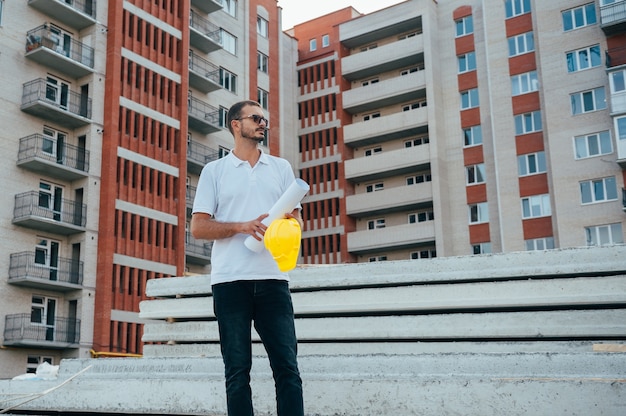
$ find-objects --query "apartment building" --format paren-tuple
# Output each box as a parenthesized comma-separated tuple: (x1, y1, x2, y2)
(294, 0, 626, 263)
(0, 0, 296, 378)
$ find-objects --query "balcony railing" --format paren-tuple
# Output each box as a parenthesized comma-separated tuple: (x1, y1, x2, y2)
(187, 140, 220, 174)
(600, 0, 626, 35)
(186, 232, 212, 265)
(28, 0, 96, 30)
(623, 188, 626, 211)
(21, 78, 92, 128)
(189, 51, 221, 93)
(188, 96, 220, 134)
(606, 45, 626, 68)
(189, 10, 222, 53)
(186, 185, 197, 207)
(17, 133, 89, 180)
(9, 251, 84, 290)
(4, 313, 80, 348)
(26, 24, 95, 78)
(13, 191, 86, 234)
(191, 0, 222, 15)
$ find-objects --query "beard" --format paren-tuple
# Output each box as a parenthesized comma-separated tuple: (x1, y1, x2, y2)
(242, 126, 266, 142)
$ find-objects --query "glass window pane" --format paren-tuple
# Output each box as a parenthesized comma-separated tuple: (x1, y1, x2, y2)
(588, 135, 599, 155)
(591, 45, 601, 67)
(598, 226, 610, 245)
(611, 224, 624, 244)
(562, 12, 573, 31)
(593, 180, 605, 200)
(580, 182, 592, 203)
(605, 177, 617, 200)
(599, 131, 612, 153)
(585, 4, 597, 24)
(595, 87, 606, 109)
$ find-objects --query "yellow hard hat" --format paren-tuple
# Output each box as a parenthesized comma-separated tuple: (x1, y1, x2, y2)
(264, 218, 302, 272)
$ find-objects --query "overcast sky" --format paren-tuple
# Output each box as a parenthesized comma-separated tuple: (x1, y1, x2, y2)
(278, 0, 407, 30)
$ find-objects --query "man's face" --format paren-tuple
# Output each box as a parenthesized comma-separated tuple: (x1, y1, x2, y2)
(238, 106, 268, 142)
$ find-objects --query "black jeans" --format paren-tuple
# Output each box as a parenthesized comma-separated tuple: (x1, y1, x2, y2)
(212, 280, 304, 416)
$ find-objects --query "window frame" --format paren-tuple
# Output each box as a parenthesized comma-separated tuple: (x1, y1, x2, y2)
(458, 51, 476, 73)
(518, 151, 546, 176)
(514, 110, 542, 135)
(219, 67, 237, 93)
(221, 30, 237, 55)
(521, 194, 552, 219)
(511, 70, 539, 96)
(585, 223, 624, 246)
(571, 87, 607, 115)
(505, 0, 531, 18)
(580, 177, 618, 204)
(309, 38, 317, 51)
(574, 131, 612, 159)
(469, 202, 489, 224)
(566, 44, 601, 72)
(455, 15, 473, 37)
(525, 237, 555, 251)
(466, 163, 486, 185)
(463, 125, 483, 147)
(257, 16, 268, 38)
(460, 88, 479, 110)
(562, 3, 597, 31)
(322, 34, 330, 48)
(257, 51, 268, 74)
(508, 32, 534, 57)
(257, 88, 269, 110)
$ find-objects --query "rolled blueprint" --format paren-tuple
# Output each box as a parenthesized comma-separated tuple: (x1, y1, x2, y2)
(244, 178, 310, 252)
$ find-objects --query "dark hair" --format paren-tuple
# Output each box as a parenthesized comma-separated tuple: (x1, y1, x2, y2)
(227, 100, 262, 135)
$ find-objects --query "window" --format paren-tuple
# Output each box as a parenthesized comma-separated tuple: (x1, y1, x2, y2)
(218, 146, 230, 158)
(406, 172, 432, 185)
(525, 237, 555, 251)
(45, 76, 70, 109)
(402, 101, 426, 111)
(42, 126, 67, 160)
(521, 194, 551, 218)
(309, 38, 317, 51)
(38, 181, 62, 220)
(466, 164, 486, 185)
(566, 45, 601, 72)
(404, 136, 429, 147)
(580, 177, 618, 204)
(455, 16, 473, 37)
(408, 210, 434, 224)
(472, 243, 491, 254)
(322, 34, 330, 47)
(221, 30, 237, 54)
(464, 125, 483, 146)
(367, 219, 385, 230)
(222, 0, 236, 17)
(585, 223, 624, 246)
(27, 356, 53, 374)
(571, 87, 606, 114)
(35, 239, 60, 281)
(575, 131, 612, 159)
(0, 0, 4, 26)
(461, 88, 479, 109)
(363, 112, 380, 121)
(401, 67, 419, 76)
(360, 44, 377, 52)
(218, 106, 229, 128)
(368, 256, 388, 262)
(365, 147, 382, 157)
(562, 3, 596, 31)
(458, 52, 476, 73)
(514, 110, 542, 135)
(257, 52, 268, 73)
(410, 249, 437, 260)
(508, 32, 534, 57)
(469, 202, 489, 224)
(362, 78, 379, 86)
(366, 183, 383, 193)
(257, 88, 268, 109)
(610, 69, 626, 93)
(257, 17, 268, 37)
(511, 71, 538, 96)
(505, 0, 531, 18)
(518, 152, 546, 176)
(219, 68, 237, 93)
(31, 295, 56, 341)
(617, 116, 626, 141)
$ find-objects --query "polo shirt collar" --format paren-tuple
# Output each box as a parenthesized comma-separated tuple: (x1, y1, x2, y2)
(228, 148, 269, 167)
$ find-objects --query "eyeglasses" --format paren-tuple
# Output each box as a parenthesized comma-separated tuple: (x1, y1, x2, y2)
(236, 114, 269, 128)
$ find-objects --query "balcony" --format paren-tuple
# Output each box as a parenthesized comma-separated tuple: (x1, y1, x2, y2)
(17, 134, 89, 181)
(186, 232, 212, 265)
(190, 10, 222, 54)
(191, 0, 222, 15)
(13, 191, 86, 235)
(187, 140, 220, 174)
(346, 182, 433, 218)
(344, 107, 428, 147)
(347, 221, 435, 255)
(28, 0, 96, 30)
(188, 96, 220, 134)
(21, 78, 92, 128)
(343, 71, 426, 114)
(600, 0, 626, 36)
(623, 188, 626, 211)
(189, 51, 222, 93)
(345, 144, 430, 182)
(342, 35, 424, 81)
(9, 252, 83, 291)
(606, 45, 626, 68)
(26, 25, 95, 79)
(3, 313, 80, 349)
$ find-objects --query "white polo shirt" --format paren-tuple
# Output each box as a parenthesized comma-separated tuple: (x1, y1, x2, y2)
(192, 150, 297, 285)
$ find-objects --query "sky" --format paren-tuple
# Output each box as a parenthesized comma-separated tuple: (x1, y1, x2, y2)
(277, 0, 407, 30)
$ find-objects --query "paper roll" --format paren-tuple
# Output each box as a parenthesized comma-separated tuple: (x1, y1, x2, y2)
(244, 178, 310, 252)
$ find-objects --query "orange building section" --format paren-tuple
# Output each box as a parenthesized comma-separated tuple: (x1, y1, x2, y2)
(94, 0, 187, 355)
(293, 8, 357, 264)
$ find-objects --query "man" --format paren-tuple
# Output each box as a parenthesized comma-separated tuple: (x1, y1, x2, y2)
(191, 100, 304, 416)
